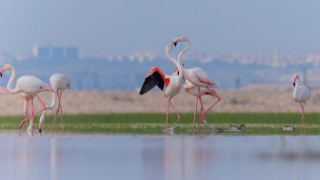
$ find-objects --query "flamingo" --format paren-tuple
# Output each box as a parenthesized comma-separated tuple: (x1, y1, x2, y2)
(292, 73, 310, 134)
(166, 37, 221, 133)
(139, 42, 184, 130)
(0, 64, 53, 134)
(173, 36, 219, 127)
(38, 73, 71, 133)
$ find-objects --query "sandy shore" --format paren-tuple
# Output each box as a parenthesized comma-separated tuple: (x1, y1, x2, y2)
(0, 88, 318, 115)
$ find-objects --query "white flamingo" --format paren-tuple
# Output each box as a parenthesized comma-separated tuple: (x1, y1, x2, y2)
(173, 37, 219, 127)
(38, 73, 71, 133)
(166, 37, 221, 133)
(292, 73, 310, 133)
(139, 42, 184, 130)
(0, 64, 53, 134)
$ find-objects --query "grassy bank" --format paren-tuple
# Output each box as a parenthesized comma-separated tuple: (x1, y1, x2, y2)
(1, 113, 320, 135)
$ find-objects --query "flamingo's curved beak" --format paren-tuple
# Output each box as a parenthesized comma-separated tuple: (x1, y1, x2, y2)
(293, 82, 296, 87)
(0, 72, 2, 77)
(173, 41, 177, 47)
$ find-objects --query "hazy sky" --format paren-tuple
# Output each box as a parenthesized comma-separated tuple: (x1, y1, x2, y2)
(1, 0, 320, 57)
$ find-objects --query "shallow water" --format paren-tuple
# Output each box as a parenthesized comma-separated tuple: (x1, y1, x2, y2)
(1, 132, 320, 180)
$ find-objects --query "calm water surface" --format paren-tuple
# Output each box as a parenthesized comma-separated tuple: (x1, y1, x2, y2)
(1, 132, 320, 180)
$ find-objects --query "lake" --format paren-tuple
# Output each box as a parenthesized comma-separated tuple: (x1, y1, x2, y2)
(1, 132, 320, 180)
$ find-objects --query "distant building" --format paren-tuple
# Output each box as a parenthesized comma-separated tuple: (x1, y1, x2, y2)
(33, 46, 50, 60)
(66, 47, 78, 60)
(51, 47, 64, 60)
(33, 45, 79, 61)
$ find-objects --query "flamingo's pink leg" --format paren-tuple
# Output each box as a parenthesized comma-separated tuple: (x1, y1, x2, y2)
(192, 97, 199, 133)
(197, 88, 205, 123)
(55, 91, 64, 132)
(51, 91, 65, 132)
(51, 92, 60, 131)
(30, 98, 35, 132)
(302, 102, 305, 129)
(23, 98, 29, 117)
(20, 97, 36, 134)
(19, 98, 29, 135)
(36, 94, 47, 110)
(166, 98, 170, 131)
(205, 90, 221, 114)
(300, 102, 306, 134)
(200, 89, 221, 134)
(168, 98, 180, 123)
(51, 104, 59, 132)
(196, 88, 203, 134)
(58, 91, 64, 131)
(19, 95, 47, 129)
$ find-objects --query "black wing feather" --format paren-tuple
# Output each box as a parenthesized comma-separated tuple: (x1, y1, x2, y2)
(139, 71, 164, 95)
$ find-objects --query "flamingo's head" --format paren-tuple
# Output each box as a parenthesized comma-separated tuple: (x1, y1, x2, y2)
(0, 64, 11, 77)
(173, 41, 177, 47)
(173, 36, 189, 45)
(292, 73, 299, 87)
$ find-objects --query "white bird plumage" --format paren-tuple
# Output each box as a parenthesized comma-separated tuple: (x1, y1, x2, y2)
(39, 73, 71, 133)
(172, 37, 220, 132)
(292, 73, 310, 133)
(139, 42, 184, 131)
(0, 64, 52, 134)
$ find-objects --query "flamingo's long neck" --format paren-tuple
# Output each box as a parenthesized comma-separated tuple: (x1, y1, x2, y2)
(177, 39, 191, 67)
(293, 76, 300, 96)
(165, 46, 183, 78)
(38, 89, 57, 129)
(6, 65, 20, 94)
(47, 90, 58, 110)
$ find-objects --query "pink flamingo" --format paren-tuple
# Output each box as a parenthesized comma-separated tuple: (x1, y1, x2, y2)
(139, 42, 184, 131)
(173, 37, 220, 129)
(0, 64, 53, 134)
(292, 73, 310, 134)
(39, 73, 71, 133)
(166, 37, 221, 132)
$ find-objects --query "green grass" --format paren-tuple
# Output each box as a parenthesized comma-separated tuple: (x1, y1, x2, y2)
(1, 112, 320, 135)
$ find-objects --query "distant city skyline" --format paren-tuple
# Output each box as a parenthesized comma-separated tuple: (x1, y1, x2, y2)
(4, 42, 320, 72)
(1, 0, 320, 57)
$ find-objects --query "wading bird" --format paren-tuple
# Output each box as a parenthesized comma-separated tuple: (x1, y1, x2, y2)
(292, 73, 310, 134)
(38, 73, 71, 133)
(173, 37, 220, 129)
(139, 42, 185, 130)
(0, 64, 52, 134)
(166, 37, 221, 133)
